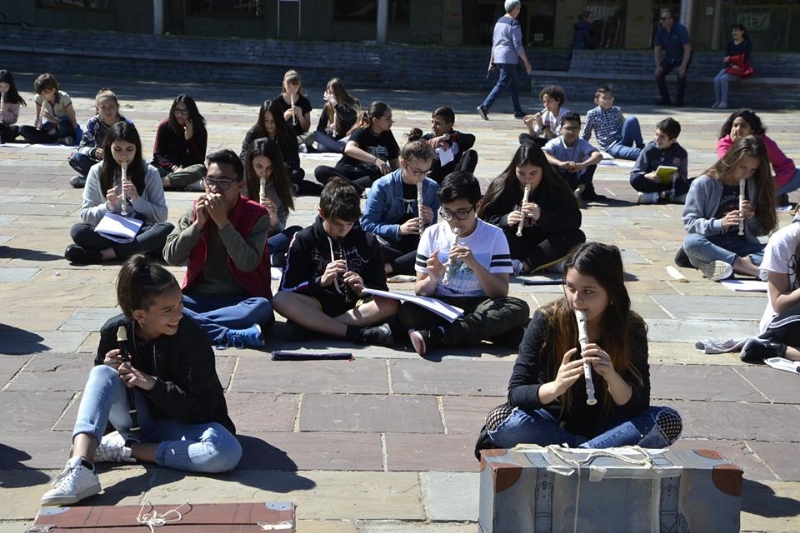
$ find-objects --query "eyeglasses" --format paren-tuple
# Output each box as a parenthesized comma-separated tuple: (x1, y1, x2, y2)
(203, 177, 235, 191)
(174, 107, 190, 115)
(439, 206, 474, 221)
(406, 164, 431, 177)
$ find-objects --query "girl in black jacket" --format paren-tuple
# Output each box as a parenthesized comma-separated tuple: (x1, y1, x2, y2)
(479, 143, 585, 275)
(41, 255, 240, 507)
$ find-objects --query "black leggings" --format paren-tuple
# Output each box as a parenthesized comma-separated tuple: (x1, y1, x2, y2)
(70, 222, 174, 261)
(314, 163, 382, 193)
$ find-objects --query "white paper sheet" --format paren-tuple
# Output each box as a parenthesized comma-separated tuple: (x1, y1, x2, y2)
(720, 279, 767, 292)
(436, 146, 455, 166)
(361, 288, 463, 322)
(94, 213, 143, 243)
(764, 357, 800, 375)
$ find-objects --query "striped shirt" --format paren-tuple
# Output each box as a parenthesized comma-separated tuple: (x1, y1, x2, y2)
(416, 219, 512, 297)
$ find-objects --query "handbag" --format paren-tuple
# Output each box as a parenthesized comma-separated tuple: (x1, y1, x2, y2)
(726, 53, 754, 78)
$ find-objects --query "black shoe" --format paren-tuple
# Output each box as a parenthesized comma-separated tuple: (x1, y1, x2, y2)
(778, 193, 790, 207)
(740, 337, 787, 364)
(656, 99, 671, 106)
(474, 425, 502, 461)
(408, 326, 444, 357)
(69, 175, 86, 188)
(513, 112, 527, 119)
(676, 100, 685, 107)
(360, 323, 394, 346)
(64, 244, 102, 265)
(477, 105, 489, 121)
(582, 191, 609, 202)
(674, 246, 692, 268)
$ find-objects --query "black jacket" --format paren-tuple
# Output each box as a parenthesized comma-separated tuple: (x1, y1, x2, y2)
(96, 314, 235, 434)
(279, 216, 388, 300)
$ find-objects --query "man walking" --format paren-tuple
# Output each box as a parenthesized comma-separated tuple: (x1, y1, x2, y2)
(478, 0, 532, 120)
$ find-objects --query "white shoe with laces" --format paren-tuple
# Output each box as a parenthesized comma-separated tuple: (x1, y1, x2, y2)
(699, 260, 733, 282)
(41, 456, 101, 506)
(637, 192, 661, 205)
(94, 431, 135, 463)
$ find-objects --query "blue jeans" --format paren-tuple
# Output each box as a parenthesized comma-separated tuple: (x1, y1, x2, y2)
(683, 233, 765, 269)
(72, 365, 241, 473)
(776, 168, 800, 196)
(182, 293, 274, 344)
(606, 117, 644, 161)
(713, 69, 732, 104)
(488, 406, 680, 449)
(481, 63, 523, 114)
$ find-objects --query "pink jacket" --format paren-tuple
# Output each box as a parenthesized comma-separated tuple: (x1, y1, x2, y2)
(716, 134, 796, 190)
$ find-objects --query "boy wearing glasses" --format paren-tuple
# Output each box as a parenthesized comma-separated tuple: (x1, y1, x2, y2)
(581, 86, 644, 162)
(273, 177, 399, 346)
(361, 140, 440, 277)
(399, 171, 530, 356)
(163, 149, 274, 349)
(543, 112, 603, 206)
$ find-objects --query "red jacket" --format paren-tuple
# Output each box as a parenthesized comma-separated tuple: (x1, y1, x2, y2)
(183, 195, 272, 299)
(717, 134, 796, 190)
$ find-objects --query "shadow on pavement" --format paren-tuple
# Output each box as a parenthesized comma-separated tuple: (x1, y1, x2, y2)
(0, 324, 47, 355)
(742, 478, 800, 517)
(0, 442, 51, 488)
(0, 246, 62, 262)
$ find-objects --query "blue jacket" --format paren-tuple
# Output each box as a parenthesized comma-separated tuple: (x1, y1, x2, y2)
(360, 169, 440, 241)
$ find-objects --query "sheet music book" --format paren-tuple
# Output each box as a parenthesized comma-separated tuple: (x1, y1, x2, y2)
(361, 288, 463, 322)
(94, 212, 143, 244)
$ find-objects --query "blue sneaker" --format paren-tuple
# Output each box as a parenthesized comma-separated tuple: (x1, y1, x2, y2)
(221, 324, 264, 349)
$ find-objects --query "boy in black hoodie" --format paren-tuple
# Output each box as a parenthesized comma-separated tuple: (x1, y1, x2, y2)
(273, 177, 399, 345)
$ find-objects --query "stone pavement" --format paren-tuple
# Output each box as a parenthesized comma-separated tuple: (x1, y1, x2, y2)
(1, 73, 799, 532)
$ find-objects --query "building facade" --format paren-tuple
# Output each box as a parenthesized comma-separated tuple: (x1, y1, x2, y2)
(2, 0, 797, 52)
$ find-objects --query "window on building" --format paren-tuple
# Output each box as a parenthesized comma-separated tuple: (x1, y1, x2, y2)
(187, 0, 265, 18)
(333, 0, 410, 25)
(721, 0, 798, 51)
(38, 0, 114, 9)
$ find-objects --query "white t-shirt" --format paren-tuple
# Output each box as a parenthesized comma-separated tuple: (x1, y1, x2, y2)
(759, 222, 800, 333)
(416, 219, 512, 297)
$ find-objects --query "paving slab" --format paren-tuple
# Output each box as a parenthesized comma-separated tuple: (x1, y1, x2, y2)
(300, 394, 443, 433)
(646, 318, 759, 343)
(746, 442, 800, 482)
(420, 472, 479, 522)
(0, 353, 30, 387)
(0, 391, 74, 432)
(440, 396, 506, 435)
(734, 366, 800, 405)
(385, 434, 478, 473)
(225, 392, 300, 432)
(652, 294, 765, 320)
(237, 432, 384, 472)
(650, 364, 768, 402)
(142, 470, 424, 521)
(669, 438, 778, 481)
(0, 431, 72, 469)
(674, 400, 800, 442)
(232, 358, 390, 394)
(59, 307, 119, 332)
(0, 267, 40, 282)
(389, 359, 512, 396)
(0, 330, 89, 354)
(3, 351, 95, 392)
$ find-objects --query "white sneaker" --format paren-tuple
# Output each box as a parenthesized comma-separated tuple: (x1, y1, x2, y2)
(94, 431, 135, 463)
(41, 456, 101, 506)
(699, 260, 733, 282)
(511, 259, 525, 277)
(637, 192, 661, 205)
